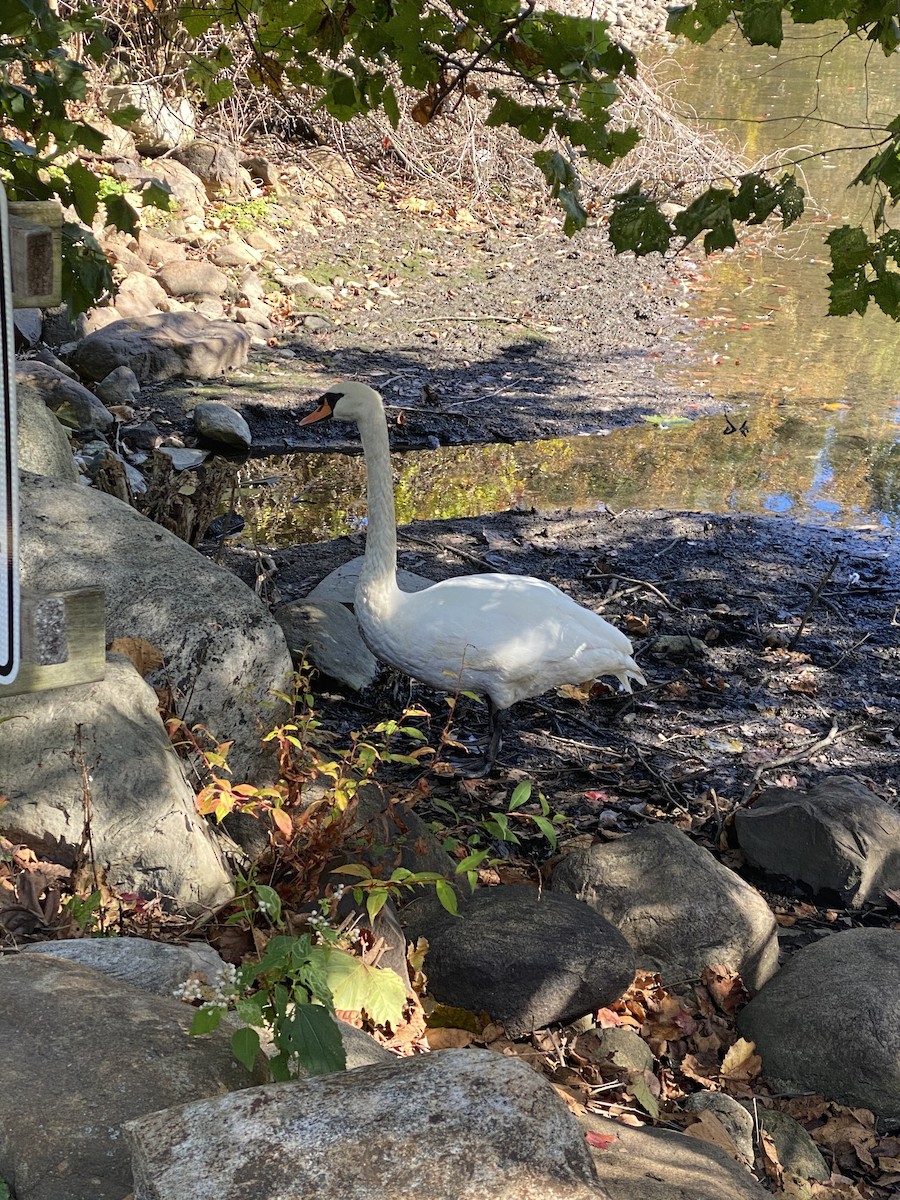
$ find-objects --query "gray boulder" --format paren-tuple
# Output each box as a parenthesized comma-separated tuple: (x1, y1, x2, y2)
(112, 272, 170, 318)
(173, 140, 244, 198)
(156, 260, 229, 299)
(70, 311, 251, 384)
(23, 937, 226, 997)
(16, 360, 114, 433)
(274, 598, 377, 690)
(580, 1112, 770, 1200)
(308, 555, 434, 604)
(192, 400, 252, 449)
(738, 928, 900, 1120)
(552, 824, 779, 990)
(752, 1108, 829, 1182)
(0, 954, 261, 1200)
(17, 473, 293, 783)
(0, 654, 233, 913)
(19, 939, 389, 1071)
(103, 83, 195, 155)
(95, 365, 141, 405)
(125, 1049, 606, 1200)
(683, 1091, 754, 1165)
(400, 885, 635, 1037)
(735, 775, 900, 907)
(16, 377, 78, 481)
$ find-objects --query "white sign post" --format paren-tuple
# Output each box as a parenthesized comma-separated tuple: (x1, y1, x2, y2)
(0, 182, 19, 685)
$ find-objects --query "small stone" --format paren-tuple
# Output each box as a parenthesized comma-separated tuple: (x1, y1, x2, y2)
(12, 308, 43, 348)
(95, 365, 141, 405)
(192, 401, 252, 449)
(156, 260, 229, 298)
(211, 241, 263, 268)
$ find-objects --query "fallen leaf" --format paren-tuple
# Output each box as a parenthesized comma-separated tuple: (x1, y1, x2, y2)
(721, 1036, 761, 1080)
(585, 1130, 618, 1150)
(108, 636, 164, 677)
(425, 1027, 474, 1049)
(684, 1110, 744, 1161)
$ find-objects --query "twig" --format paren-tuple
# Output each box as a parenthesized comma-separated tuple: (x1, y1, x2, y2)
(398, 530, 499, 572)
(739, 719, 863, 806)
(824, 632, 870, 670)
(789, 555, 839, 649)
(412, 314, 524, 323)
(587, 571, 681, 612)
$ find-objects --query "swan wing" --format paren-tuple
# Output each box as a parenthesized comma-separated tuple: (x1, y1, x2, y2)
(361, 573, 644, 707)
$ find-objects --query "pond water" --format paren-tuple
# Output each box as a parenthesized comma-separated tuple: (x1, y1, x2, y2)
(239, 24, 900, 546)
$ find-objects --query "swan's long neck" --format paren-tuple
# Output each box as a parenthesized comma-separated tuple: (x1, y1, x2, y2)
(356, 405, 401, 609)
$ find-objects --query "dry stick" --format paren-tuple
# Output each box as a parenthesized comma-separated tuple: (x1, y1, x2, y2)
(825, 632, 871, 671)
(398, 530, 498, 572)
(739, 719, 864, 807)
(789, 555, 840, 649)
(587, 571, 682, 612)
(73, 724, 105, 935)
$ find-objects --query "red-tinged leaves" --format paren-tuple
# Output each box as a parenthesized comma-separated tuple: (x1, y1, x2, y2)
(585, 1130, 618, 1150)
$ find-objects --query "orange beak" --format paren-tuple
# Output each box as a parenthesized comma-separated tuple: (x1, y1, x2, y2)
(299, 396, 335, 426)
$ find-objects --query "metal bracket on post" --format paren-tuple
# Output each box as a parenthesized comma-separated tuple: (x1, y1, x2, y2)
(0, 183, 106, 697)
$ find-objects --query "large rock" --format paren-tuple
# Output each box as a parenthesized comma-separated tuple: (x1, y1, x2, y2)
(16, 360, 114, 433)
(108, 158, 208, 220)
(173, 140, 244, 198)
(738, 928, 900, 1120)
(70, 311, 251, 384)
(0, 655, 233, 912)
(23, 937, 226, 997)
(735, 775, 900, 907)
(579, 1112, 770, 1200)
(103, 83, 196, 155)
(156, 260, 229, 299)
(125, 1049, 607, 1200)
(112, 272, 170, 319)
(552, 824, 779, 991)
(400, 885, 635, 1037)
(19, 938, 390, 1071)
(274, 598, 378, 690)
(17, 473, 293, 782)
(0, 954, 261, 1200)
(16, 377, 78, 481)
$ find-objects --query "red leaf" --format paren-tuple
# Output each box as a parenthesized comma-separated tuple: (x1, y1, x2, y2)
(586, 1131, 618, 1150)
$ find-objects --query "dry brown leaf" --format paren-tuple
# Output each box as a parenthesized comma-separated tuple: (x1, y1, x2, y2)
(701, 965, 749, 1015)
(425, 1027, 474, 1049)
(683, 1111, 744, 1161)
(109, 636, 164, 677)
(760, 1126, 784, 1186)
(720, 1036, 762, 1080)
(585, 1129, 618, 1150)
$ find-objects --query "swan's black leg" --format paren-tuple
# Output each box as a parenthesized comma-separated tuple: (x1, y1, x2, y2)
(483, 699, 505, 774)
(446, 698, 505, 778)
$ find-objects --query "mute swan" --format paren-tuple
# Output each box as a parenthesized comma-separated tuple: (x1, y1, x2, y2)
(300, 382, 646, 774)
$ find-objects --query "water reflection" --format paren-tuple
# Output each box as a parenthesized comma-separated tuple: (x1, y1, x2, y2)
(660, 22, 900, 429)
(233, 24, 900, 546)
(237, 404, 898, 550)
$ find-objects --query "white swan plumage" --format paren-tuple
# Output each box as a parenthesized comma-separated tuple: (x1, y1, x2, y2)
(301, 381, 646, 772)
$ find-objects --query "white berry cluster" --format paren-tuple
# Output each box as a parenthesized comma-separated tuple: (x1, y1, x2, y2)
(173, 962, 239, 1010)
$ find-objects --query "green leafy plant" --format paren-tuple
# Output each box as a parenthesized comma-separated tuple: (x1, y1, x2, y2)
(184, 883, 407, 1077)
(62, 887, 103, 934)
(429, 778, 567, 859)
